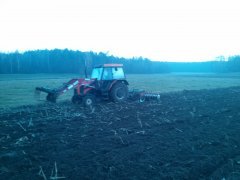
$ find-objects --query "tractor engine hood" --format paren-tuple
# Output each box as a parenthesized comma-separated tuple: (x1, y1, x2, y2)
(76, 78, 98, 91)
(76, 78, 97, 95)
(78, 78, 96, 86)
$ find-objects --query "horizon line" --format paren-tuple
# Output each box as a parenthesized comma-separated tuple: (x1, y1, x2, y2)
(0, 48, 235, 63)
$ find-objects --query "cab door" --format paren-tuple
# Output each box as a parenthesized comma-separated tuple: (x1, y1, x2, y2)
(99, 68, 114, 92)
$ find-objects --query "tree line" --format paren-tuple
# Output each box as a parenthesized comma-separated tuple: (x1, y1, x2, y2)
(0, 49, 240, 74)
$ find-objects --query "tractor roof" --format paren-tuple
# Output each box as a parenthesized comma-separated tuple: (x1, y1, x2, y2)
(95, 64, 123, 68)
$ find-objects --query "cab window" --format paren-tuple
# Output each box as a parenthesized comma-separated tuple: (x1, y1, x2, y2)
(91, 68, 103, 80)
(102, 68, 113, 80)
(112, 67, 125, 79)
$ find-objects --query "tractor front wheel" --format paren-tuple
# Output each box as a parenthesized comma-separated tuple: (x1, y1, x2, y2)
(82, 94, 96, 107)
(110, 83, 128, 102)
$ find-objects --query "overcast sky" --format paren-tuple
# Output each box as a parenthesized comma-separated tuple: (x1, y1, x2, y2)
(0, 0, 240, 61)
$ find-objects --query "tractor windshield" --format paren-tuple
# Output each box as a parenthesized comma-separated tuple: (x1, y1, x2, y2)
(91, 68, 103, 80)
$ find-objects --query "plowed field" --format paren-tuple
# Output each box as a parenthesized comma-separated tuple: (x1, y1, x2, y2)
(1, 87, 240, 179)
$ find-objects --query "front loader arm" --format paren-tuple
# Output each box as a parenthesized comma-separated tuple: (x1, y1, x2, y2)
(36, 79, 80, 102)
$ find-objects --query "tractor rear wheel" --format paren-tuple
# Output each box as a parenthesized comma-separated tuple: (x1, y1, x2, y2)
(110, 83, 128, 102)
(82, 94, 96, 107)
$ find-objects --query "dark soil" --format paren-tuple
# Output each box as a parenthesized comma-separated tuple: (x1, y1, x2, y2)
(1, 87, 240, 180)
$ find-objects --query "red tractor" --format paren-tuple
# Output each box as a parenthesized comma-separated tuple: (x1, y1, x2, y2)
(36, 64, 129, 107)
(36, 64, 160, 106)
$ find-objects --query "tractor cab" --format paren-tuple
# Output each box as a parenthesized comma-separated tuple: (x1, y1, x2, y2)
(91, 64, 126, 80)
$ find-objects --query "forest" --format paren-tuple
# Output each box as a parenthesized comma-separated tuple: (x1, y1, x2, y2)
(0, 49, 240, 74)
